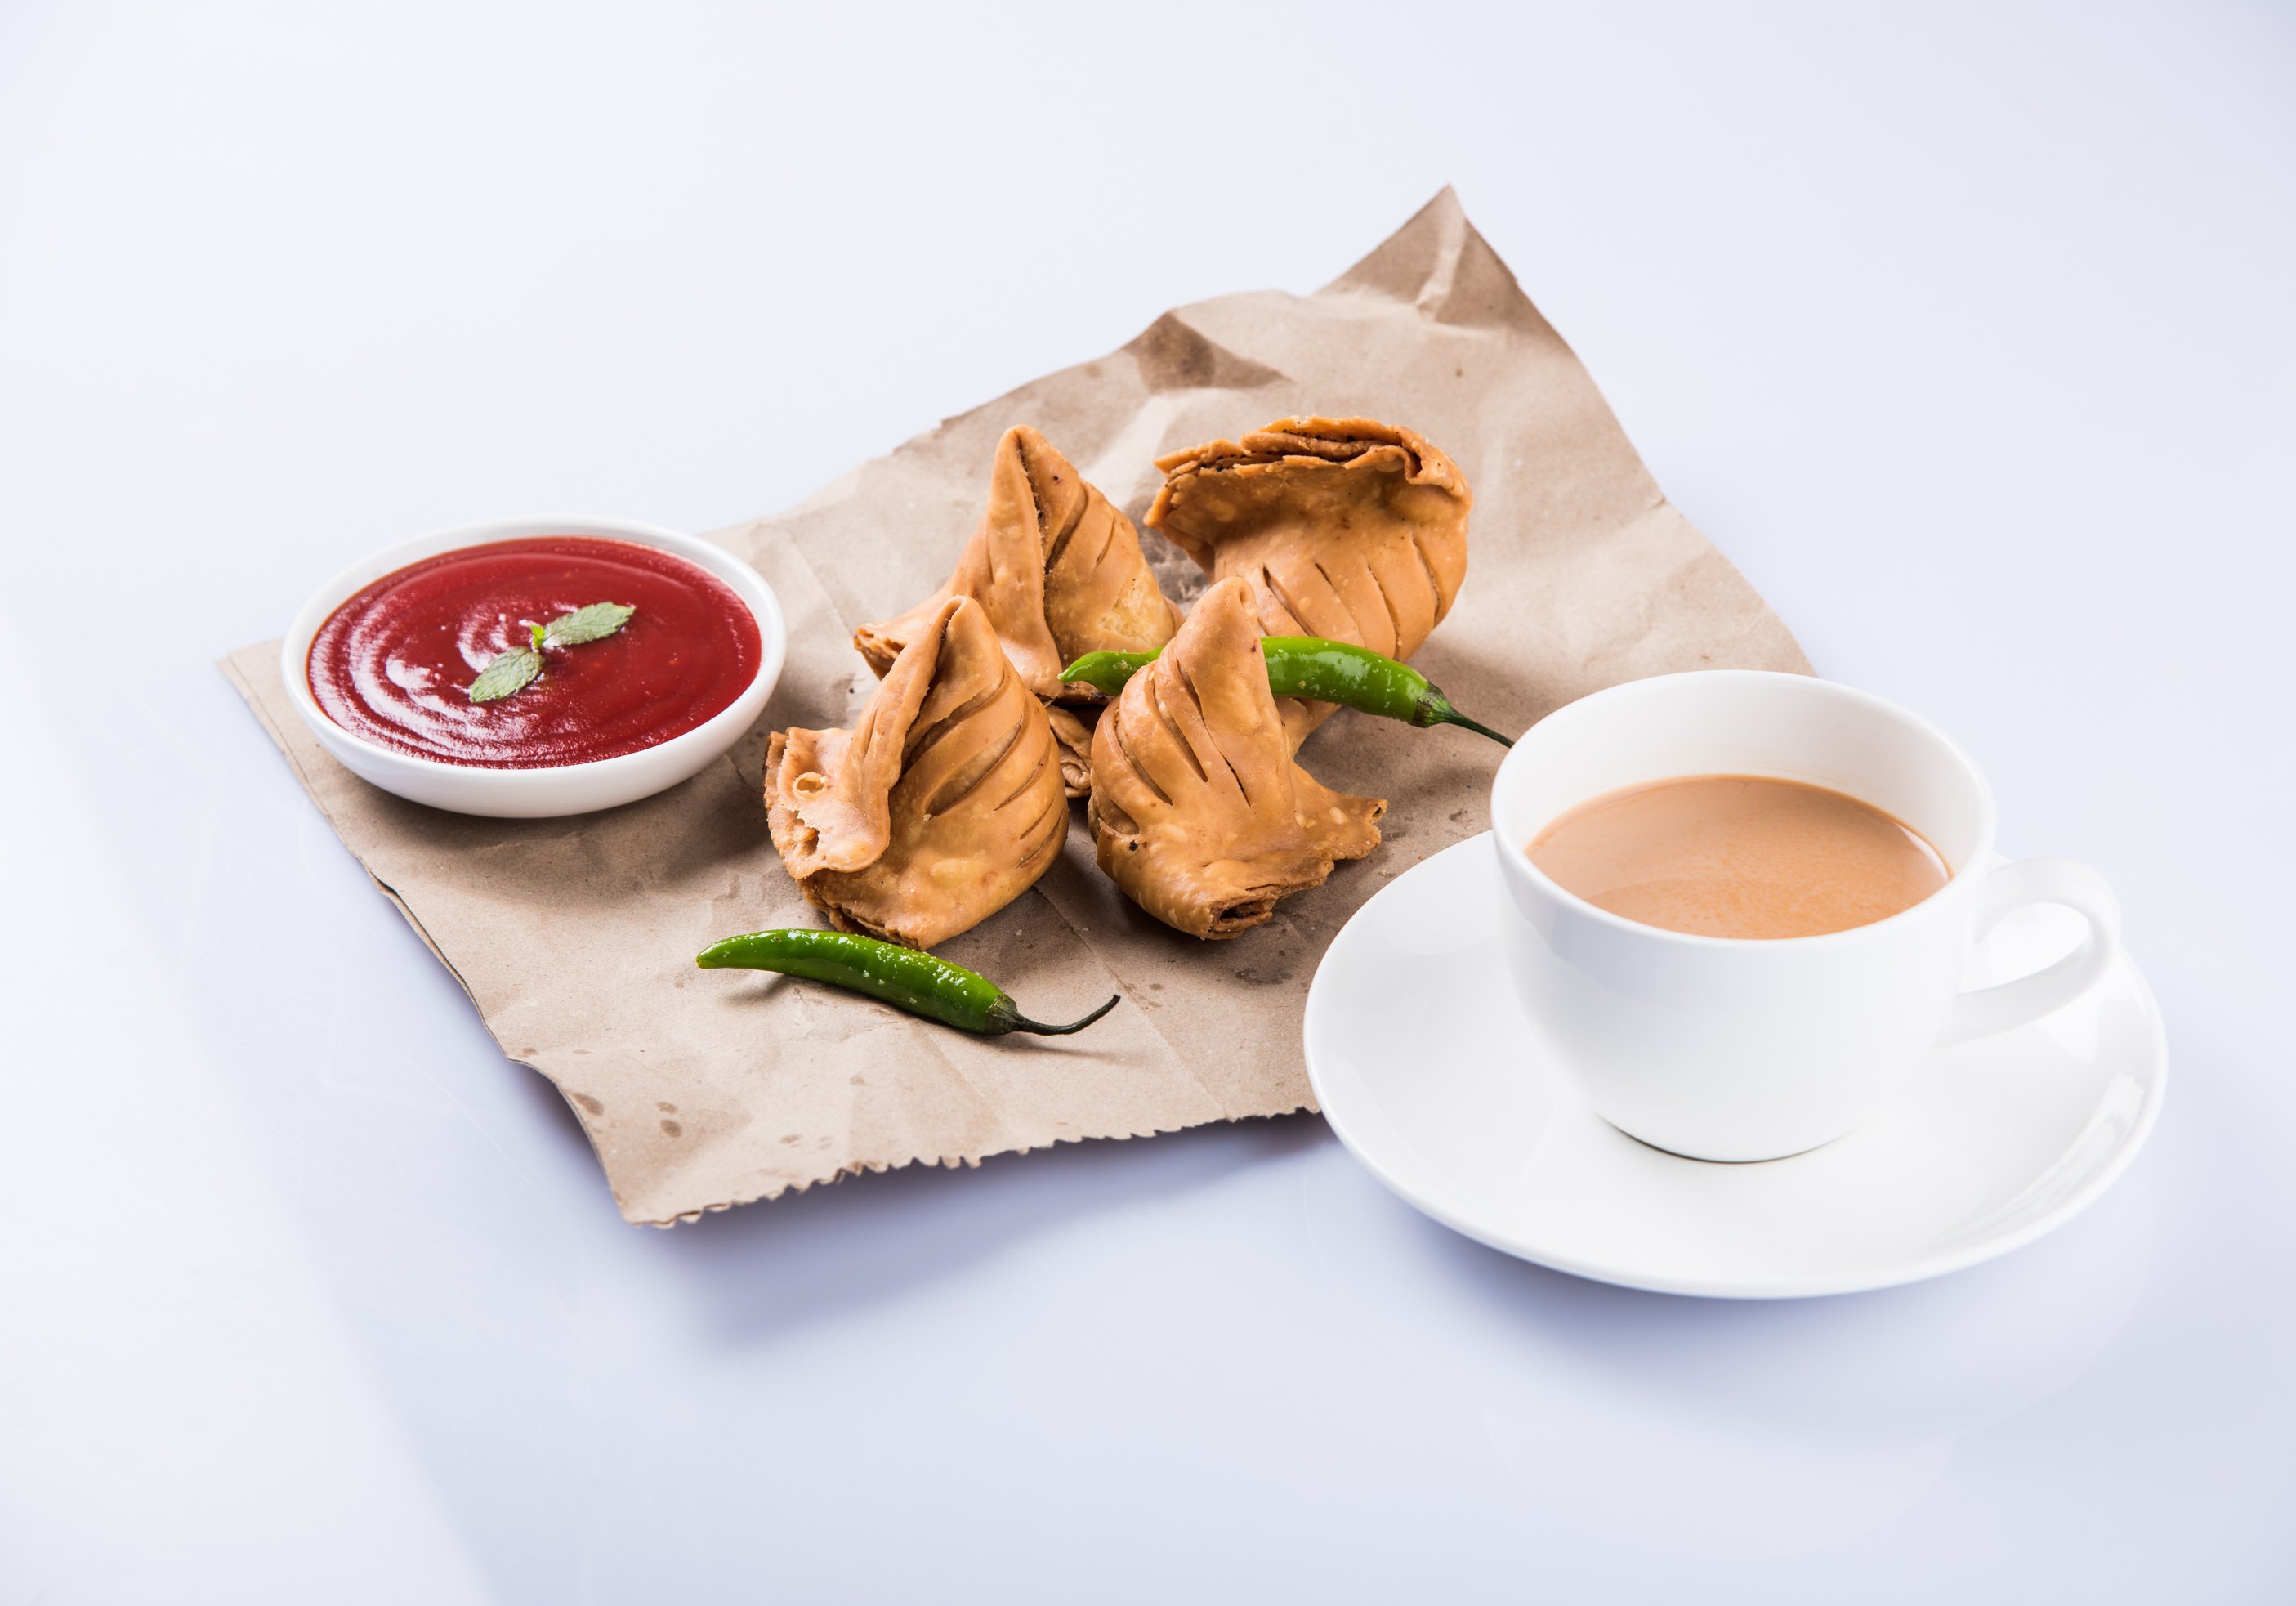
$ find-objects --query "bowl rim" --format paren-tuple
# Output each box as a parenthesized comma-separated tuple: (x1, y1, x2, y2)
(278, 513, 787, 791)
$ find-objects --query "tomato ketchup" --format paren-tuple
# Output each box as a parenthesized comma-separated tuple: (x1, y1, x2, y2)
(307, 536, 761, 768)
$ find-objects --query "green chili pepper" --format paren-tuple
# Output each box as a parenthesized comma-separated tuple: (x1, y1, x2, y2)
(1055, 650, 1153, 698)
(1060, 636, 1512, 747)
(695, 928, 1119, 1036)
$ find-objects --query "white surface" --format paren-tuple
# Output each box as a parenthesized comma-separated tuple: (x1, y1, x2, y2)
(2, 3, 2291, 1601)
(1485, 671, 2120, 1161)
(1308, 837, 2165, 1296)
(279, 514, 786, 817)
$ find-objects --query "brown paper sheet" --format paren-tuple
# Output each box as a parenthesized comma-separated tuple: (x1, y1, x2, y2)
(224, 190, 1809, 1224)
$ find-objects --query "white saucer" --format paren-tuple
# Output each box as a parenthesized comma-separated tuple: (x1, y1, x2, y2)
(1303, 834, 2167, 1299)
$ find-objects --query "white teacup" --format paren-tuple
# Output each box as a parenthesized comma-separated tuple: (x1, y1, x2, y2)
(1489, 671, 2121, 1161)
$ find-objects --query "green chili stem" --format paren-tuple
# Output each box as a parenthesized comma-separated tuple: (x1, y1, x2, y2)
(1414, 689, 1514, 748)
(998, 994, 1123, 1036)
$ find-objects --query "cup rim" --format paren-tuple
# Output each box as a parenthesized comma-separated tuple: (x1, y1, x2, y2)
(278, 513, 787, 796)
(1489, 670, 1997, 950)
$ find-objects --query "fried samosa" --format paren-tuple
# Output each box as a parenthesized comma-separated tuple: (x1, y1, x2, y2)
(1146, 416, 1471, 747)
(1088, 577, 1385, 940)
(855, 425, 1181, 795)
(766, 595, 1065, 949)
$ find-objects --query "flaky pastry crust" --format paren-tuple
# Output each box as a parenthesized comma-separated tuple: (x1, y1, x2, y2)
(1088, 577, 1383, 940)
(855, 425, 1178, 794)
(1146, 416, 1470, 747)
(767, 596, 1065, 949)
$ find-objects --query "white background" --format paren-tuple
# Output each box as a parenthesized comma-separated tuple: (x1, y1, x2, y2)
(3, 3, 2292, 1600)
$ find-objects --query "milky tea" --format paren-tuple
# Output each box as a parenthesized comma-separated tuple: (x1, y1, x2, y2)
(1525, 775, 1948, 940)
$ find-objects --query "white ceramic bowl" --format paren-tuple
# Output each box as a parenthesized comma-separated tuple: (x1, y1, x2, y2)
(279, 514, 785, 818)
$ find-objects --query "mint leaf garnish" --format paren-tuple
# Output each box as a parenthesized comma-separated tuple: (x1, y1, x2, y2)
(543, 602, 636, 647)
(469, 646, 543, 703)
(465, 602, 635, 705)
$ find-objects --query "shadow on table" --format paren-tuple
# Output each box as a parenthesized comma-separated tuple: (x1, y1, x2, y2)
(1400, 1166, 2159, 1423)
(1285, 1138, 2173, 1559)
(507, 1061, 1328, 1346)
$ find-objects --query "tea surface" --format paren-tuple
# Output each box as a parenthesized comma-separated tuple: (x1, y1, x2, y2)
(1527, 775, 1947, 938)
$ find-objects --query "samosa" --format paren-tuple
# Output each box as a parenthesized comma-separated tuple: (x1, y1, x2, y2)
(1088, 577, 1385, 940)
(766, 596, 1065, 949)
(1146, 416, 1470, 748)
(855, 425, 1179, 794)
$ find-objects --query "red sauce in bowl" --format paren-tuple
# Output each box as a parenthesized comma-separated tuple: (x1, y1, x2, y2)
(307, 536, 762, 769)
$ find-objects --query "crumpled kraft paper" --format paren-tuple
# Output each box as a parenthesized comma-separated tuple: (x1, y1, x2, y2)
(223, 189, 1809, 1224)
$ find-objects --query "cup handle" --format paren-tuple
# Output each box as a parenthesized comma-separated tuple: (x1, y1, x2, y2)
(1935, 857, 2122, 1047)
